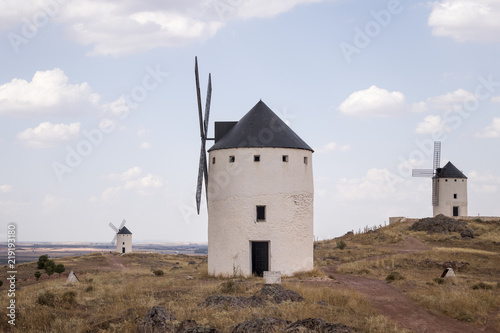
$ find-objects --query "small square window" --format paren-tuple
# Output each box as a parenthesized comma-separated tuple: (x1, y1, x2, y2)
(304, 156, 308, 165)
(254, 155, 260, 162)
(454, 194, 457, 199)
(122, 242, 125, 245)
(212, 157, 216, 164)
(229, 156, 235, 163)
(454, 179, 457, 182)
(445, 179, 448, 182)
(282, 155, 288, 162)
(256, 206, 266, 221)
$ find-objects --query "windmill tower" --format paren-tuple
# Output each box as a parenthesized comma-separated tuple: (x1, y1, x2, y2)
(194, 58, 314, 277)
(109, 220, 133, 253)
(412, 142, 468, 217)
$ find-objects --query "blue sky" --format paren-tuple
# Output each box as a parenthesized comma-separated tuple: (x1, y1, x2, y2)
(1, 0, 499, 243)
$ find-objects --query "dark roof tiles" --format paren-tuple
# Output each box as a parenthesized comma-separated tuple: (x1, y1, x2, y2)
(208, 100, 313, 152)
(434, 161, 467, 179)
(117, 226, 132, 234)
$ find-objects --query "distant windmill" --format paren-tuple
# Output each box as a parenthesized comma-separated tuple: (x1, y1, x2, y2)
(412, 141, 468, 217)
(194, 56, 213, 214)
(109, 219, 126, 245)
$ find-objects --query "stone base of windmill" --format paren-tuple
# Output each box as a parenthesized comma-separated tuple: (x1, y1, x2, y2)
(264, 271, 281, 284)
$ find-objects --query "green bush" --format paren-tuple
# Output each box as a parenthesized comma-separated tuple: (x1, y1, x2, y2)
(37, 255, 49, 269)
(386, 271, 405, 283)
(472, 282, 493, 290)
(34, 271, 42, 281)
(37, 291, 56, 307)
(336, 240, 347, 250)
(153, 269, 164, 276)
(54, 264, 65, 276)
(62, 291, 77, 305)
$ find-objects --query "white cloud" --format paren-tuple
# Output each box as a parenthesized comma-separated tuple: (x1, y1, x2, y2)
(0, 68, 99, 115)
(411, 101, 429, 113)
(415, 115, 451, 134)
(338, 86, 408, 118)
(124, 174, 163, 191)
(0, 185, 12, 193)
(137, 126, 151, 137)
(42, 194, 69, 213)
(93, 167, 164, 202)
(428, 0, 500, 43)
(336, 168, 409, 200)
(491, 96, 500, 103)
(0, 0, 327, 56)
(105, 167, 143, 181)
(17, 122, 81, 148)
(139, 142, 151, 149)
(238, 0, 323, 18)
(315, 142, 351, 153)
(102, 96, 134, 117)
(475, 118, 500, 138)
(423, 89, 477, 112)
(468, 170, 500, 193)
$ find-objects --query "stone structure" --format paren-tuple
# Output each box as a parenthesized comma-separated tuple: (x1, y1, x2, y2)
(433, 162, 468, 217)
(116, 226, 132, 254)
(207, 101, 314, 277)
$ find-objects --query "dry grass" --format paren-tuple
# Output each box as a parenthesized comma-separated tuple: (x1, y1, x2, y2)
(2, 219, 500, 332)
(408, 281, 500, 324)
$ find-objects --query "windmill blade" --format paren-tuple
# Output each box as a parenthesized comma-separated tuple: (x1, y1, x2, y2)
(433, 141, 441, 171)
(109, 222, 118, 233)
(195, 57, 205, 140)
(111, 234, 117, 245)
(202, 74, 212, 194)
(412, 169, 434, 177)
(432, 178, 439, 206)
(119, 219, 126, 230)
(196, 141, 206, 214)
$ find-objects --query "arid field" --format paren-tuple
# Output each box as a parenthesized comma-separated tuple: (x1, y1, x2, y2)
(1, 217, 499, 332)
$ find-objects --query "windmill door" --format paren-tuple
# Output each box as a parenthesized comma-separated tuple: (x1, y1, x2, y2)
(122, 247, 125, 253)
(453, 206, 459, 217)
(251, 241, 269, 277)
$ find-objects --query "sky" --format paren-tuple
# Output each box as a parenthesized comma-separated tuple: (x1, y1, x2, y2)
(1, 0, 499, 243)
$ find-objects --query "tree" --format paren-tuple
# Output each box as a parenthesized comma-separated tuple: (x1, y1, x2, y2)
(37, 255, 49, 269)
(54, 264, 65, 277)
(44, 259, 56, 276)
(34, 271, 42, 281)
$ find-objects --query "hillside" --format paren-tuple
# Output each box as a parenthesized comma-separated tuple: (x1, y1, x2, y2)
(1, 217, 499, 332)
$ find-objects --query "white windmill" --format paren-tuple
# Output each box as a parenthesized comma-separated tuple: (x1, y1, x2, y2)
(194, 57, 314, 277)
(109, 219, 133, 253)
(412, 142, 468, 217)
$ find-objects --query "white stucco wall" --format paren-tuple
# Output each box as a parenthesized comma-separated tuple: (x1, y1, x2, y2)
(116, 234, 132, 253)
(433, 178, 468, 217)
(207, 147, 314, 277)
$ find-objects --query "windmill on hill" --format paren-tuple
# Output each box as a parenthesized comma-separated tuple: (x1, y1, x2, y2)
(109, 219, 133, 253)
(193, 57, 314, 277)
(412, 142, 468, 217)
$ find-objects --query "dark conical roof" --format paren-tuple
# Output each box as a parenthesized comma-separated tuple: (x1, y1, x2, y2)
(117, 226, 132, 234)
(434, 161, 467, 179)
(208, 100, 313, 152)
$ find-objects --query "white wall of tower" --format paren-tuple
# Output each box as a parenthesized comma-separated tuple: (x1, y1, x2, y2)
(433, 178, 468, 217)
(116, 234, 132, 253)
(207, 147, 314, 276)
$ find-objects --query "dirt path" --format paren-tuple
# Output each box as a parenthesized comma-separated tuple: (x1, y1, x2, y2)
(317, 230, 498, 333)
(323, 268, 494, 333)
(105, 253, 126, 271)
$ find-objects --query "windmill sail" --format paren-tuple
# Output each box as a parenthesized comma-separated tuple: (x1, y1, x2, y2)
(412, 141, 442, 207)
(194, 57, 212, 214)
